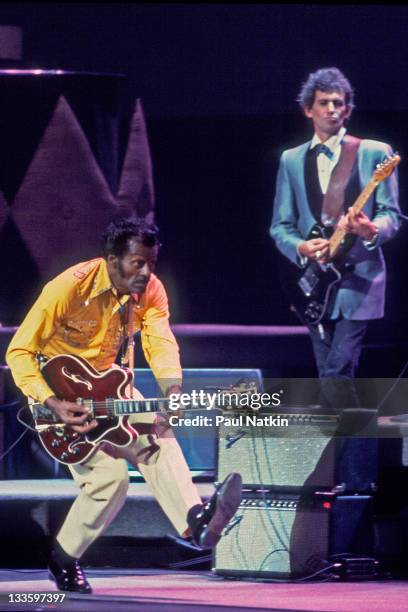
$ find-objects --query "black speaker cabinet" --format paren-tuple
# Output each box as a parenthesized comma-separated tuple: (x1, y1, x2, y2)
(213, 492, 373, 578)
(217, 411, 378, 492)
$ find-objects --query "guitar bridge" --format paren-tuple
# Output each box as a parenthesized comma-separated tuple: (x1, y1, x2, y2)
(31, 403, 57, 422)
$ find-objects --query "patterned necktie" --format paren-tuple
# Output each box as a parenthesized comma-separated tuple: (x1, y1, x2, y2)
(314, 143, 334, 160)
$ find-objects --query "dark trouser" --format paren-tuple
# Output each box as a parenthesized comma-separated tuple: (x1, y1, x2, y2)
(308, 318, 368, 411)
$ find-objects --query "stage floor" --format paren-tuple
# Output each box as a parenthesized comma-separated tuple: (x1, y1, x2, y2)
(1, 569, 408, 612)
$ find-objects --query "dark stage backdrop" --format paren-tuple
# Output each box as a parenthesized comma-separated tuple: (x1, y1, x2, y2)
(1, 4, 408, 116)
(0, 3, 407, 342)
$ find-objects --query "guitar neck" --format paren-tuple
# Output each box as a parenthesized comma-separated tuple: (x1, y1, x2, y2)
(32, 387, 257, 422)
(98, 392, 252, 416)
(113, 397, 170, 415)
(328, 176, 379, 258)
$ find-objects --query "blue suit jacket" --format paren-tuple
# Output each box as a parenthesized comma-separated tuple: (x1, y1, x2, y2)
(270, 138, 400, 320)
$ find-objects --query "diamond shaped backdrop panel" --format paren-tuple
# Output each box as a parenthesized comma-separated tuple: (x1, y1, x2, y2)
(0, 191, 9, 232)
(0, 73, 124, 324)
(117, 98, 155, 220)
(12, 96, 119, 280)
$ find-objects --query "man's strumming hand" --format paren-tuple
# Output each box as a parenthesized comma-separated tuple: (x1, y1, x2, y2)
(45, 396, 98, 434)
(298, 238, 329, 262)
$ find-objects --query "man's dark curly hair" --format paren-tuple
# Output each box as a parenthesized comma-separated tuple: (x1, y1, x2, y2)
(102, 217, 161, 259)
(297, 67, 354, 112)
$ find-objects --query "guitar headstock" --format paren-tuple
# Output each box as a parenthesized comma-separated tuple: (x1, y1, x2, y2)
(216, 381, 261, 411)
(222, 381, 259, 396)
(374, 153, 401, 182)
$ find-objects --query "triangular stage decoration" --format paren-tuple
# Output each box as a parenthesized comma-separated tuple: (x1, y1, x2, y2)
(11, 96, 119, 279)
(0, 191, 9, 232)
(117, 98, 155, 221)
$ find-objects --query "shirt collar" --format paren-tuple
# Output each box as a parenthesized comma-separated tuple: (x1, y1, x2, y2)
(310, 127, 346, 153)
(90, 259, 147, 311)
(89, 259, 128, 309)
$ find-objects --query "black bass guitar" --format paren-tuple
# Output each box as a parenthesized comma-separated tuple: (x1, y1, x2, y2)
(292, 154, 400, 325)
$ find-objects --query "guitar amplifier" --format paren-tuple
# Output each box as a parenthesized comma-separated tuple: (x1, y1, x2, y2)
(217, 410, 378, 492)
(213, 492, 374, 578)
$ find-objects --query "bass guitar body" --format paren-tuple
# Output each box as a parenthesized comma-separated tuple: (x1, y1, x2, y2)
(294, 258, 342, 325)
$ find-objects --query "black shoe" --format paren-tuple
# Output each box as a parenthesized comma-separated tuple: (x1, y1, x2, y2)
(192, 472, 242, 549)
(48, 552, 92, 594)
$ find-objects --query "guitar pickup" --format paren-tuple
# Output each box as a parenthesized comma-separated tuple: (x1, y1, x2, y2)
(298, 268, 318, 296)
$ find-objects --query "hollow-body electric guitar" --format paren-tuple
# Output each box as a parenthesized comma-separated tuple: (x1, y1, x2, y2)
(293, 155, 400, 325)
(26, 354, 255, 466)
(27, 354, 171, 465)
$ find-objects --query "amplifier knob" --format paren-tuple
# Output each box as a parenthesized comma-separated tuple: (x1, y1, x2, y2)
(60, 452, 68, 461)
(51, 439, 60, 447)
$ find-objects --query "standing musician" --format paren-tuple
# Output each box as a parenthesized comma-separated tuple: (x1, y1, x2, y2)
(270, 67, 400, 411)
(6, 217, 242, 593)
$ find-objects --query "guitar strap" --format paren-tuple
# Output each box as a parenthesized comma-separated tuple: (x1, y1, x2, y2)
(125, 295, 136, 398)
(321, 135, 361, 227)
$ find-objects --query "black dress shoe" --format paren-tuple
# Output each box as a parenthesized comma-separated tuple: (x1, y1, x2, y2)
(192, 472, 242, 549)
(48, 553, 92, 594)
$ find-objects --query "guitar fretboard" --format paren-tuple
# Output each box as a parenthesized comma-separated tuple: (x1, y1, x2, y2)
(113, 398, 169, 415)
(32, 387, 258, 422)
(329, 177, 379, 258)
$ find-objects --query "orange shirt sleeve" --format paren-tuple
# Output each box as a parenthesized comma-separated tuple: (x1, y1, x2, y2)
(140, 276, 182, 393)
(6, 276, 74, 403)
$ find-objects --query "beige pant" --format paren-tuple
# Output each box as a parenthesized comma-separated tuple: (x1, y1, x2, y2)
(56, 412, 202, 559)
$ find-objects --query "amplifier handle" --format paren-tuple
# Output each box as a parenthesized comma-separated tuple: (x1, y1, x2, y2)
(314, 483, 346, 497)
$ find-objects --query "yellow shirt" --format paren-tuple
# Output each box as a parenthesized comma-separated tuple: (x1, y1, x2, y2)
(6, 258, 182, 403)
